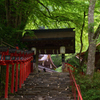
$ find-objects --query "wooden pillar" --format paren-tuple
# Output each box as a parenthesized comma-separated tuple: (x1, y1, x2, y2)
(62, 54, 65, 72)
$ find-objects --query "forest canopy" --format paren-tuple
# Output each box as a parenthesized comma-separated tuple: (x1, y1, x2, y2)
(0, 0, 100, 52)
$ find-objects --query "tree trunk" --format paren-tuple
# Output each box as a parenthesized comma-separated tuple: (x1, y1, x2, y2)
(86, 0, 96, 76)
(86, 40, 96, 76)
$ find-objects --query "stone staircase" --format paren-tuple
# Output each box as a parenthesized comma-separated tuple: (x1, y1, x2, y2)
(8, 72, 74, 100)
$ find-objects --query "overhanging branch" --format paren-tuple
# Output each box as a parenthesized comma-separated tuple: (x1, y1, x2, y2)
(36, 0, 51, 16)
(79, 11, 86, 66)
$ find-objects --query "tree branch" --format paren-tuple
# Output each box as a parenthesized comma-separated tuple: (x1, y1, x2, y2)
(79, 11, 86, 66)
(66, 22, 71, 28)
(36, 0, 51, 16)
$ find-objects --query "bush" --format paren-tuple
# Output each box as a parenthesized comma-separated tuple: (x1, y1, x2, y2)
(76, 72, 100, 100)
(55, 66, 62, 72)
(67, 56, 80, 68)
(51, 54, 62, 67)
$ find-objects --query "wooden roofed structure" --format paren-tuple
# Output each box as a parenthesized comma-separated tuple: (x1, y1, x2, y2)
(22, 28, 75, 54)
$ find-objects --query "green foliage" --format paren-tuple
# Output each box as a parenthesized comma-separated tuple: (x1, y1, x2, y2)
(55, 66, 62, 72)
(51, 54, 62, 67)
(76, 72, 100, 100)
(25, 0, 90, 52)
(66, 54, 87, 73)
(67, 56, 80, 68)
(96, 35, 100, 44)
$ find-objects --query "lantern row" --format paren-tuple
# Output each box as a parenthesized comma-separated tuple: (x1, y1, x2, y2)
(0, 47, 33, 65)
(0, 47, 34, 98)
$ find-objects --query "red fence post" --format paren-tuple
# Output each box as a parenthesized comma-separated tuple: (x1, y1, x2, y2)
(74, 86, 76, 100)
(66, 63, 83, 100)
(15, 63, 18, 92)
(5, 64, 9, 98)
(25, 63, 27, 79)
(24, 63, 25, 81)
(22, 63, 24, 83)
(19, 63, 22, 88)
(21, 63, 23, 84)
(29, 61, 30, 74)
(25, 63, 26, 79)
(11, 64, 14, 93)
(24, 63, 26, 81)
(28, 62, 29, 76)
(26, 62, 28, 78)
(22, 63, 24, 84)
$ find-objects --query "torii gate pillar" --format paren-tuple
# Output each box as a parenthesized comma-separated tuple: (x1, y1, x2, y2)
(62, 54, 65, 72)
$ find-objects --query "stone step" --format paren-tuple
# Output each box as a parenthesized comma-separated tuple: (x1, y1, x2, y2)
(7, 72, 74, 100)
(9, 93, 74, 99)
(29, 72, 70, 77)
(2, 97, 74, 100)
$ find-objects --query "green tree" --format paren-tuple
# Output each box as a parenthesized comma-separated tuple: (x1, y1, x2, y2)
(86, 0, 100, 76)
(0, 0, 37, 46)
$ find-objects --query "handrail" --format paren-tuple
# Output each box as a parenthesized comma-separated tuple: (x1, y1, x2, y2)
(65, 63, 76, 72)
(48, 55, 57, 68)
(66, 63, 83, 100)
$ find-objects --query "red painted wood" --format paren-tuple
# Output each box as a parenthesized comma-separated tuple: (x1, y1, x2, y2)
(23, 63, 24, 82)
(11, 64, 14, 93)
(26, 63, 28, 78)
(25, 63, 27, 79)
(15, 63, 18, 92)
(22, 63, 23, 82)
(19, 63, 22, 88)
(28, 62, 29, 76)
(28, 62, 30, 75)
(25, 63, 26, 79)
(27, 62, 29, 77)
(24, 63, 26, 81)
(21, 63, 23, 84)
(30, 61, 31, 73)
(67, 66, 83, 100)
(5, 64, 9, 98)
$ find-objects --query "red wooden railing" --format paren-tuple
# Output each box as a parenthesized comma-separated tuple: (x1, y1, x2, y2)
(65, 63, 83, 100)
(0, 47, 34, 98)
(65, 63, 76, 72)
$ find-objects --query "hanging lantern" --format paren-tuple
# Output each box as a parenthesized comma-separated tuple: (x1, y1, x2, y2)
(0, 54, 2, 60)
(5, 55, 11, 60)
(31, 47, 36, 55)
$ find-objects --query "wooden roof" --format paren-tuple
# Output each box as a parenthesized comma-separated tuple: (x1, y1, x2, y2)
(22, 28, 75, 54)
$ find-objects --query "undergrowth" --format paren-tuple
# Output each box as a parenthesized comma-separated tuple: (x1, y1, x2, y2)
(76, 72, 100, 100)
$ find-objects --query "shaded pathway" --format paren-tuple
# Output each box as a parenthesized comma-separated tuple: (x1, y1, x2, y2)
(8, 72, 74, 100)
